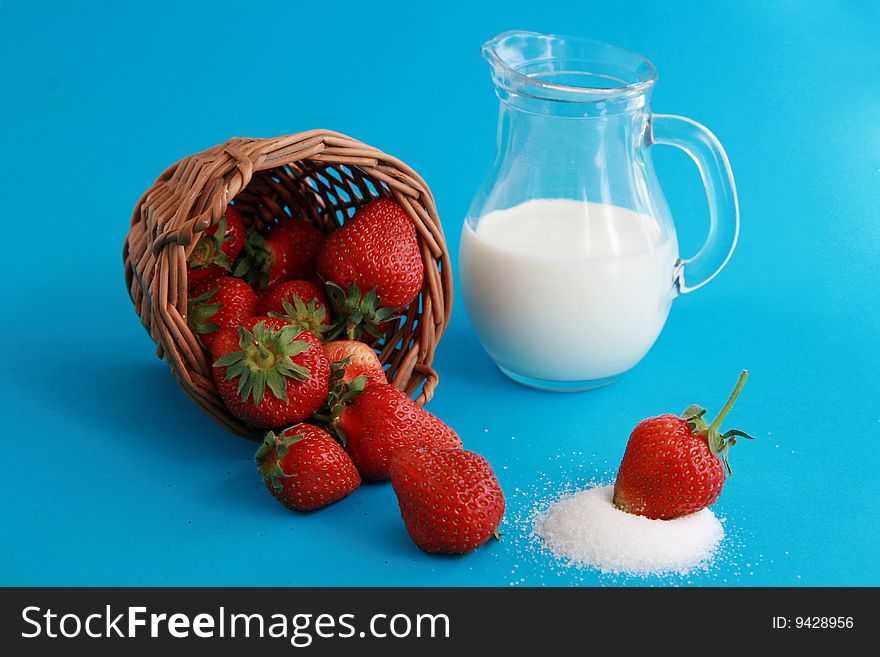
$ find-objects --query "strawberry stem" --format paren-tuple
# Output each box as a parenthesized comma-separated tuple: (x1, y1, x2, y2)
(253, 342, 276, 368)
(708, 370, 748, 433)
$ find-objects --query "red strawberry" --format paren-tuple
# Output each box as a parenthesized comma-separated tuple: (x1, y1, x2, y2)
(234, 216, 325, 290)
(390, 447, 505, 554)
(323, 340, 386, 386)
(259, 279, 328, 315)
(334, 383, 461, 480)
(318, 198, 423, 339)
(210, 317, 330, 429)
(613, 370, 754, 520)
(187, 205, 246, 287)
(257, 279, 331, 339)
(255, 423, 361, 511)
(187, 277, 258, 350)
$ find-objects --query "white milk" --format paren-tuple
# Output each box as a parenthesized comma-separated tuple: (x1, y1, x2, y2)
(459, 199, 678, 384)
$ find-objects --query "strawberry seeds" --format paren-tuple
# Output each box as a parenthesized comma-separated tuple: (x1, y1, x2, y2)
(183, 198, 754, 566)
(534, 371, 753, 576)
(185, 198, 505, 555)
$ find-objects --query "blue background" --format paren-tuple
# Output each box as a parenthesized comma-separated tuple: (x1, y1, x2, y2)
(1, 0, 877, 586)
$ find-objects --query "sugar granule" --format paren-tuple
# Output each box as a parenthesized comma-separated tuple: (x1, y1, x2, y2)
(534, 485, 724, 575)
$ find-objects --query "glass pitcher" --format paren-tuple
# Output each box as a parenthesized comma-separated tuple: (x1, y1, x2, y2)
(460, 30, 739, 391)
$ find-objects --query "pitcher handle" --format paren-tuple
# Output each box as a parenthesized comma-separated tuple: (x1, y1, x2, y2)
(649, 114, 739, 294)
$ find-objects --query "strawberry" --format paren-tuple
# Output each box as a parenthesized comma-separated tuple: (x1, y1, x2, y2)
(334, 383, 462, 480)
(255, 423, 361, 511)
(323, 340, 386, 386)
(187, 277, 258, 350)
(390, 447, 505, 554)
(317, 198, 423, 339)
(613, 370, 754, 520)
(187, 205, 246, 287)
(307, 341, 386, 433)
(210, 317, 330, 429)
(234, 216, 325, 290)
(257, 279, 331, 339)
(259, 279, 328, 315)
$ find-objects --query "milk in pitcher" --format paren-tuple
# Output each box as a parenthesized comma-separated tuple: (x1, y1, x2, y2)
(459, 199, 678, 386)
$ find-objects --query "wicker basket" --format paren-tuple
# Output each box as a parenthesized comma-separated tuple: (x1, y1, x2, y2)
(124, 130, 453, 439)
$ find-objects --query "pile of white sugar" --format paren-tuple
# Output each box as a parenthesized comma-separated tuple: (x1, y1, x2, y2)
(534, 485, 724, 575)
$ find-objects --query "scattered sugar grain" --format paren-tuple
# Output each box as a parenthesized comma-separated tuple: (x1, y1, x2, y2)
(535, 485, 724, 575)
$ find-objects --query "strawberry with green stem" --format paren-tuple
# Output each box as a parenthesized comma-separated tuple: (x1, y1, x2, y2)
(210, 317, 330, 429)
(309, 362, 369, 437)
(259, 279, 328, 315)
(187, 277, 258, 350)
(255, 423, 361, 511)
(323, 340, 387, 386)
(260, 279, 331, 339)
(324, 284, 399, 341)
(317, 199, 423, 340)
(305, 342, 386, 437)
(680, 370, 754, 475)
(268, 296, 332, 341)
(187, 206, 246, 287)
(234, 216, 325, 290)
(613, 370, 754, 520)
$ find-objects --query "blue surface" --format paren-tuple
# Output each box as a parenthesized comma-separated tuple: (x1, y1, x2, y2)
(1, 0, 878, 586)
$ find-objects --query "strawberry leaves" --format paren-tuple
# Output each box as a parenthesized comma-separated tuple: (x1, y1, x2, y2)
(213, 321, 312, 405)
(324, 282, 399, 341)
(680, 405, 707, 424)
(189, 216, 230, 270)
(255, 430, 307, 492)
(310, 358, 369, 439)
(187, 286, 222, 336)
(680, 370, 754, 475)
(233, 228, 273, 289)
(268, 295, 331, 339)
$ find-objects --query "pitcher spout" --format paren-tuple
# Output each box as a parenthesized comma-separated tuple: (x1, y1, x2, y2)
(481, 30, 657, 116)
